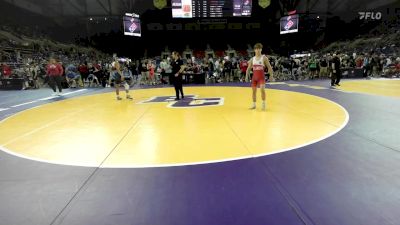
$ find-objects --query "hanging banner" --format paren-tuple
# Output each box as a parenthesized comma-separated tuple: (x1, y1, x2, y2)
(259, 0, 271, 9)
(154, 0, 167, 10)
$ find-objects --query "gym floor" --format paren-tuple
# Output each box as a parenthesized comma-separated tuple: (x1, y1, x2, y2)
(0, 79, 399, 225)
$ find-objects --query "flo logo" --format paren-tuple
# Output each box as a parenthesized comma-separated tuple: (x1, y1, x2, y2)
(138, 95, 224, 108)
(358, 8, 399, 20)
(359, 12, 382, 20)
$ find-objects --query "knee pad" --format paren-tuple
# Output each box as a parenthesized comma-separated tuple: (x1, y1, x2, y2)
(124, 82, 129, 90)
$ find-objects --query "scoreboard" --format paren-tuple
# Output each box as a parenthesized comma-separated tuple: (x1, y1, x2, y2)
(172, 0, 252, 18)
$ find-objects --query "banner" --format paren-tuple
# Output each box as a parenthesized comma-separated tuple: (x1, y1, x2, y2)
(154, 0, 167, 10)
(259, 0, 271, 9)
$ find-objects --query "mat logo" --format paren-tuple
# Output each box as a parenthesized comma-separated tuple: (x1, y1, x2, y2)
(138, 95, 224, 108)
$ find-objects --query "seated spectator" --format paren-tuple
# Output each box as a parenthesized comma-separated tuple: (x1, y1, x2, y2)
(65, 63, 82, 88)
(1, 63, 12, 78)
(87, 63, 100, 87)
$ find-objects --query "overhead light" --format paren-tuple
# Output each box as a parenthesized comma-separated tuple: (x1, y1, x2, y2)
(89, 18, 93, 21)
(104, 17, 107, 20)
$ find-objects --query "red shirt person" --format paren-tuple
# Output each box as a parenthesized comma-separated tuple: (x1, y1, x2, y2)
(1, 63, 12, 78)
(46, 61, 63, 77)
(240, 60, 248, 74)
(46, 58, 64, 95)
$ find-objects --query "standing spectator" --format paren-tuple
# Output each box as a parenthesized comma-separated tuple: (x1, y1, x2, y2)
(93, 62, 106, 87)
(355, 56, 363, 68)
(208, 58, 215, 80)
(148, 60, 156, 85)
(223, 57, 232, 82)
(160, 58, 172, 85)
(232, 58, 239, 81)
(214, 59, 222, 82)
(78, 62, 89, 85)
(141, 59, 149, 85)
(370, 57, 379, 77)
(362, 54, 370, 77)
(202, 58, 209, 80)
(309, 56, 317, 79)
(46, 58, 64, 96)
(31, 63, 40, 89)
(291, 58, 299, 80)
(331, 54, 341, 87)
(129, 62, 139, 84)
(395, 58, 400, 76)
(239, 58, 248, 82)
(319, 57, 328, 78)
(137, 60, 144, 85)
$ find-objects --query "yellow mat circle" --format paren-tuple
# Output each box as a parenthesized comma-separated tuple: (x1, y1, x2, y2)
(338, 80, 400, 98)
(0, 87, 348, 167)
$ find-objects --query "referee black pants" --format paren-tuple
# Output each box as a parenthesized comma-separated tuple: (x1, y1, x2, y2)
(174, 80, 184, 99)
(331, 71, 341, 86)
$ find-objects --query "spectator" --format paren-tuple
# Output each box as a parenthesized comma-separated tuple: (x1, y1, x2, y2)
(309, 56, 317, 79)
(362, 54, 370, 77)
(319, 57, 328, 78)
(65, 63, 82, 88)
(78, 62, 89, 84)
(223, 56, 232, 82)
(239, 58, 248, 82)
(147, 60, 156, 85)
(331, 54, 341, 87)
(1, 63, 12, 78)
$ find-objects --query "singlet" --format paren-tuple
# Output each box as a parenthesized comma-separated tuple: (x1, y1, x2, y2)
(252, 55, 265, 77)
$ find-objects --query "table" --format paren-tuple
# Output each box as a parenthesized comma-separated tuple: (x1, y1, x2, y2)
(0, 78, 24, 90)
(182, 72, 205, 84)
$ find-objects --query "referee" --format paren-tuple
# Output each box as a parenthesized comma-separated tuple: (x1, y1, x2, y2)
(171, 51, 185, 100)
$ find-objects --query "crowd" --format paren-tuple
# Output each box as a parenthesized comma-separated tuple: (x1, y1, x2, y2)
(1, 49, 399, 91)
(1, 25, 399, 91)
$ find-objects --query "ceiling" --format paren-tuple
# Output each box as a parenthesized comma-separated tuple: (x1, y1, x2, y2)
(2, 0, 152, 18)
(2, 0, 399, 21)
